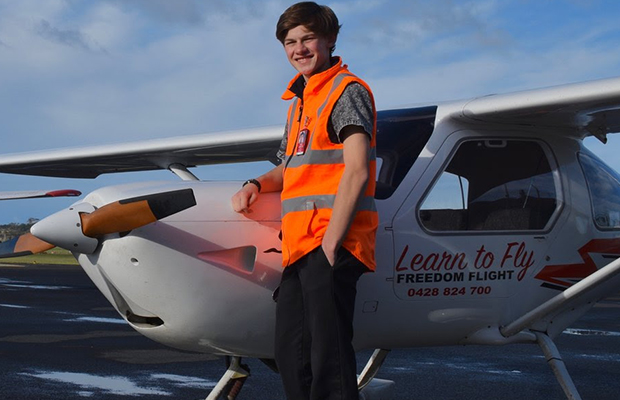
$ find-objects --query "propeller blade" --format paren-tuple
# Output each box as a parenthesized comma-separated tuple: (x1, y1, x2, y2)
(80, 188, 196, 237)
(0, 233, 54, 259)
(0, 189, 81, 201)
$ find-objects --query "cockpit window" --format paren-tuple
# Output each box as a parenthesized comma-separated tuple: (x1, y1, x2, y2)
(578, 151, 620, 230)
(419, 139, 558, 232)
(375, 107, 436, 199)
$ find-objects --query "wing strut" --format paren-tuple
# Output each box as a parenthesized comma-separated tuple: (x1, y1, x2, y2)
(501, 255, 620, 338)
(168, 163, 200, 181)
(496, 256, 620, 400)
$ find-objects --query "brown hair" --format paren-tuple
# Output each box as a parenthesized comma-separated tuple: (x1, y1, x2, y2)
(276, 2, 341, 54)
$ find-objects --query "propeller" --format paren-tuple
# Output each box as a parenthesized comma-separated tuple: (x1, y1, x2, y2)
(0, 188, 197, 258)
(0, 189, 81, 201)
(0, 233, 54, 259)
(79, 188, 197, 237)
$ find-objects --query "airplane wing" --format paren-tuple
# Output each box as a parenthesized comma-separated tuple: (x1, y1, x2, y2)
(1, 76, 619, 179)
(0, 126, 283, 179)
(455, 76, 620, 142)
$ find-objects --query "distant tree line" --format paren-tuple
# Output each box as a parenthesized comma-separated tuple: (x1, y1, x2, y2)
(0, 218, 39, 242)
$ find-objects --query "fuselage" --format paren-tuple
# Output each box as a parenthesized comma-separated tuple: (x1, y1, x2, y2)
(72, 104, 620, 358)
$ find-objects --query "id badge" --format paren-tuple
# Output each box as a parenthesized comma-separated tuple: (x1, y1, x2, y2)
(296, 129, 309, 155)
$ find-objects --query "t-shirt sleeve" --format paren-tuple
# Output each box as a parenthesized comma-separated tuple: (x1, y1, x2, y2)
(330, 82, 374, 143)
(275, 124, 288, 164)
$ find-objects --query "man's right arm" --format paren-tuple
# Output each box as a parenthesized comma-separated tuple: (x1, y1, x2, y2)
(231, 163, 283, 213)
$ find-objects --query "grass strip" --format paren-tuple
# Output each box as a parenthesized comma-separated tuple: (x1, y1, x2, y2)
(0, 247, 79, 265)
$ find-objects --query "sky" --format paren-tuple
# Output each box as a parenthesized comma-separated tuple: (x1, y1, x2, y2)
(1, 0, 620, 223)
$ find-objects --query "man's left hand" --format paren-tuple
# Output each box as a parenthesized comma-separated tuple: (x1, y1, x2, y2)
(321, 241, 338, 267)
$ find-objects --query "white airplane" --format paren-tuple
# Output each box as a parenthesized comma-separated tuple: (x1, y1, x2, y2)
(1, 76, 620, 400)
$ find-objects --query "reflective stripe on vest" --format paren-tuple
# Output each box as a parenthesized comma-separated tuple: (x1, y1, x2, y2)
(285, 146, 377, 169)
(286, 97, 299, 139)
(282, 194, 377, 216)
(316, 72, 354, 119)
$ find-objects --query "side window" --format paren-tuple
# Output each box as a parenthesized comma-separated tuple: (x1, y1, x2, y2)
(419, 139, 558, 232)
(578, 152, 620, 229)
(422, 172, 469, 211)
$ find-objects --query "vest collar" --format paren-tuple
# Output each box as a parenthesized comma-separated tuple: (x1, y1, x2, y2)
(281, 57, 346, 101)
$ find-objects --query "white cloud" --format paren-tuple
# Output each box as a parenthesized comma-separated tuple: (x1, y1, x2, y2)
(2, 0, 619, 147)
(79, 3, 139, 51)
(0, 0, 292, 152)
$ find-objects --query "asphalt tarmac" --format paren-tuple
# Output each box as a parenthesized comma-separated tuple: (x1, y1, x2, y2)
(0, 263, 619, 400)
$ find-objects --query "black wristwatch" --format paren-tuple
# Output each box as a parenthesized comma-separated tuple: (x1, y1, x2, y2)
(243, 179, 262, 193)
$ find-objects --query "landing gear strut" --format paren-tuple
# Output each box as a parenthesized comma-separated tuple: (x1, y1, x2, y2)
(535, 332, 582, 400)
(358, 348, 391, 390)
(206, 349, 395, 400)
(205, 356, 250, 400)
(358, 349, 395, 400)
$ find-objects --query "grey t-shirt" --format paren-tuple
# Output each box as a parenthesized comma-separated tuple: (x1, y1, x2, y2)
(276, 83, 373, 163)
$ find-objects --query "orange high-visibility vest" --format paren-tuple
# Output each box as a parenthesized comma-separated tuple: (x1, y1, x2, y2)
(280, 59, 378, 270)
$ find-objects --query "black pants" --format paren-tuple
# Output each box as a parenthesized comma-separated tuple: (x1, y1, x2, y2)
(274, 246, 367, 400)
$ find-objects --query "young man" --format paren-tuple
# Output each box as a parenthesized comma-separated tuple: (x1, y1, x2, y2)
(231, 2, 377, 399)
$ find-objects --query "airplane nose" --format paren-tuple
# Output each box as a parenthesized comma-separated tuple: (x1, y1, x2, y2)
(31, 202, 99, 254)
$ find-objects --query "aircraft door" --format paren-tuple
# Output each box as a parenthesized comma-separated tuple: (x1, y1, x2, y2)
(391, 135, 561, 304)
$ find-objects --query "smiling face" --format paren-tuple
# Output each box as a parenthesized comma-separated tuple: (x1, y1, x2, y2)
(283, 25, 335, 81)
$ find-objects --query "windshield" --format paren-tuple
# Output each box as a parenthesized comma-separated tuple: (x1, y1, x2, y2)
(579, 151, 620, 229)
(375, 106, 436, 199)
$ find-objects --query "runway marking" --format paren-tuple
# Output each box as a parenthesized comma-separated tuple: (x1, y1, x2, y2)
(0, 277, 73, 290)
(388, 361, 524, 376)
(1, 283, 73, 290)
(563, 328, 620, 337)
(150, 373, 216, 389)
(575, 353, 620, 362)
(0, 303, 30, 309)
(0, 278, 28, 284)
(20, 370, 217, 397)
(22, 371, 171, 397)
(64, 316, 126, 324)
